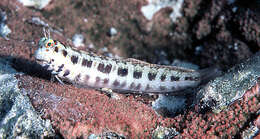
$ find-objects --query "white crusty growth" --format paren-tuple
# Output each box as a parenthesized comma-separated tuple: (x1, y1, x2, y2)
(34, 37, 203, 94)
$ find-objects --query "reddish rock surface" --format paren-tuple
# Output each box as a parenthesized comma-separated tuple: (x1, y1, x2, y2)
(17, 68, 260, 138)
(0, 0, 259, 138)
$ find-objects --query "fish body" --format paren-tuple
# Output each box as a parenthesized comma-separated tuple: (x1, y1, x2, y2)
(34, 37, 201, 93)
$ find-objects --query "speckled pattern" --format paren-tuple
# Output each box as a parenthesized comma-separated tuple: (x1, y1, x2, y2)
(0, 0, 260, 138)
(34, 37, 201, 93)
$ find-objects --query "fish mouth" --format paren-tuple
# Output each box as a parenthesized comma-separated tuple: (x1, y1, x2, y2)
(35, 59, 50, 68)
(35, 59, 45, 62)
(35, 59, 47, 65)
(35, 59, 53, 72)
(35, 58, 49, 63)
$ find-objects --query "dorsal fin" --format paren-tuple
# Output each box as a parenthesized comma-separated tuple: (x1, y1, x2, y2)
(125, 58, 151, 66)
(158, 65, 196, 72)
(124, 58, 195, 72)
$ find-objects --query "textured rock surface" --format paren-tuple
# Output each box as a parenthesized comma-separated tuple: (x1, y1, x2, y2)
(198, 52, 260, 113)
(0, 0, 259, 138)
(0, 58, 54, 138)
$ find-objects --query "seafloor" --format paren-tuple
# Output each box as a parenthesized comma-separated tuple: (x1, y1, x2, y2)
(0, 0, 259, 138)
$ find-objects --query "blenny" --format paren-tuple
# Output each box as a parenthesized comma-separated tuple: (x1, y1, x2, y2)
(34, 36, 212, 94)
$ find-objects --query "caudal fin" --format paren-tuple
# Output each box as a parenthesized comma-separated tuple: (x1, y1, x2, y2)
(199, 66, 222, 84)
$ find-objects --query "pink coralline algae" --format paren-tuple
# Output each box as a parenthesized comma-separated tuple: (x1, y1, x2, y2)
(19, 53, 260, 138)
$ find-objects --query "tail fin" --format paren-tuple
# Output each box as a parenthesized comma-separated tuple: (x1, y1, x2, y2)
(199, 66, 222, 84)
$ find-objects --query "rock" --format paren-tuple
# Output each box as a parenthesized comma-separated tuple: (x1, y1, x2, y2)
(0, 58, 54, 138)
(0, 0, 260, 138)
(197, 52, 260, 113)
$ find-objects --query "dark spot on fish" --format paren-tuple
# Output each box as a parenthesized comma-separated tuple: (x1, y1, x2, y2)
(120, 81, 126, 88)
(62, 50, 67, 57)
(103, 78, 109, 84)
(148, 72, 156, 81)
(145, 84, 150, 91)
(194, 77, 200, 81)
(63, 69, 70, 77)
(185, 77, 196, 81)
(118, 67, 128, 77)
(54, 47, 59, 52)
(171, 76, 180, 81)
(135, 83, 141, 90)
(133, 71, 142, 79)
(97, 63, 105, 72)
(129, 82, 135, 89)
(57, 64, 64, 72)
(160, 74, 166, 81)
(71, 55, 78, 64)
(85, 75, 90, 81)
(86, 60, 92, 68)
(159, 86, 166, 91)
(96, 76, 100, 83)
(113, 80, 120, 87)
(104, 64, 112, 73)
(185, 76, 200, 81)
(82, 58, 88, 66)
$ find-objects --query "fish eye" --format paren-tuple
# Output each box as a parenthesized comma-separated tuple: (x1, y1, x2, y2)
(46, 41, 54, 48)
